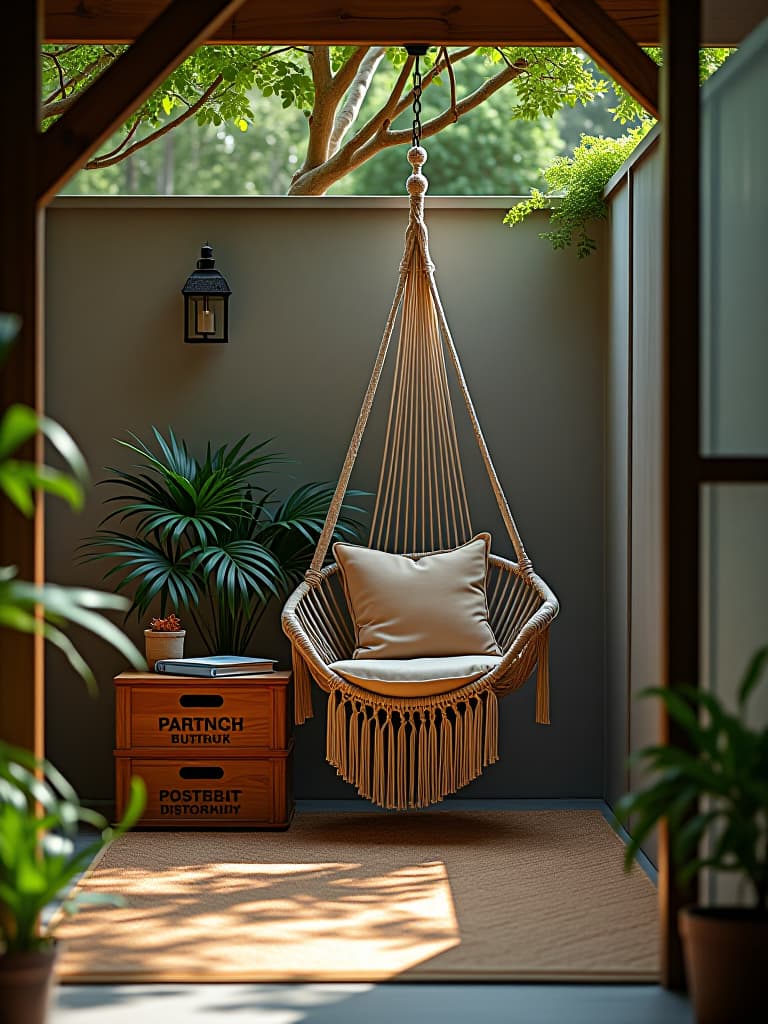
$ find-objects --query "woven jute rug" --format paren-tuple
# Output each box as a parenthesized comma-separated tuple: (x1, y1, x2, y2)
(55, 810, 658, 983)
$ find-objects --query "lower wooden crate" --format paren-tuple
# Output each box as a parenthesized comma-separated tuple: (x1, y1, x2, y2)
(115, 747, 293, 829)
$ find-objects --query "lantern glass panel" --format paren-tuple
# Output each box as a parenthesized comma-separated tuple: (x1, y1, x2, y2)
(185, 294, 228, 343)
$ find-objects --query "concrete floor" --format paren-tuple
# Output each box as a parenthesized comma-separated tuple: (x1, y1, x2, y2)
(51, 801, 690, 1023)
(53, 982, 693, 1023)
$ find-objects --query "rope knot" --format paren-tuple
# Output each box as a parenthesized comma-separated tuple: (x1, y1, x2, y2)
(304, 567, 323, 587)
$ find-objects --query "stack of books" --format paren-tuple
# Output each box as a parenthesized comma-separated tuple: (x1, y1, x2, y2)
(153, 655, 277, 677)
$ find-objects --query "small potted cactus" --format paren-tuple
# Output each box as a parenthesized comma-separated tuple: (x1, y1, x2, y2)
(143, 612, 185, 669)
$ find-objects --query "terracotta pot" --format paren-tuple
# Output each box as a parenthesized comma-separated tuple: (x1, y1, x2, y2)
(144, 629, 186, 669)
(679, 906, 768, 1024)
(0, 946, 58, 1024)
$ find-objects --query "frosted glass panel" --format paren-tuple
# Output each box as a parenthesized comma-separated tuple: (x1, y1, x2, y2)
(701, 22, 768, 455)
(701, 484, 768, 904)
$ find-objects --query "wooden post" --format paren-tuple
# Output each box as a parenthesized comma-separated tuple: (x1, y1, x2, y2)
(659, 0, 701, 990)
(0, 1, 45, 755)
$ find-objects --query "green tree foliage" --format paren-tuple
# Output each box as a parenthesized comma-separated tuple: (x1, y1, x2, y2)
(45, 44, 614, 196)
(61, 90, 307, 197)
(506, 47, 733, 256)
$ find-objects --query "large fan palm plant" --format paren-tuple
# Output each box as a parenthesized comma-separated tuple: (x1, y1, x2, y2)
(82, 428, 365, 654)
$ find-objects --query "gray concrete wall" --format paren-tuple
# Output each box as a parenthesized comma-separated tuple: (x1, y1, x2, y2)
(604, 138, 663, 865)
(45, 196, 607, 806)
(604, 183, 631, 810)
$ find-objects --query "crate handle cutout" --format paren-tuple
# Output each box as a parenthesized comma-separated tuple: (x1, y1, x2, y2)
(178, 694, 224, 708)
(178, 766, 225, 780)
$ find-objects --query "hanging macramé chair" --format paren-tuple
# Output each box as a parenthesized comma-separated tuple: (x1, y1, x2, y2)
(282, 143, 559, 810)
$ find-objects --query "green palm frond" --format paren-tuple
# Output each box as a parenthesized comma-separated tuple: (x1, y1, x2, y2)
(188, 540, 286, 610)
(263, 482, 368, 584)
(80, 533, 200, 618)
(83, 432, 368, 654)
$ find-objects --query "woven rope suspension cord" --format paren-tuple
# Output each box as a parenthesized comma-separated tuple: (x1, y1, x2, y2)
(282, 48, 559, 808)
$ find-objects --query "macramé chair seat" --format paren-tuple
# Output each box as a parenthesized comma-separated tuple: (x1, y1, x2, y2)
(282, 146, 559, 810)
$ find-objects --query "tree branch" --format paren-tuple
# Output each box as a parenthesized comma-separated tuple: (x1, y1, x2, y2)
(382, 61, 527, 148)
(326, 45, 371, 105)
(333, 46, 476, 163)
(289, 59, 527, 196)
(42, 51, 67, 104)
(41, 51, 115, 119)
(309, 45, 332, 93)
(329, 47, 386, 155)
(91, 119, 141, 163)
(332, 55, 415, 162)
(85, 74, 223, 170)
(390, 47, 477, 123)
(299, 45, 338, 175)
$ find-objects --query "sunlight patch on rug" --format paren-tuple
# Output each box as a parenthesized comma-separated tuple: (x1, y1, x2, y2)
(57, 859, 458, 979)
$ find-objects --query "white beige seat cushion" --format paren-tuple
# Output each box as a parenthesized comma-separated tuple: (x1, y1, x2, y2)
(329, 655, 503, 697)
(333, 534, 500, 660)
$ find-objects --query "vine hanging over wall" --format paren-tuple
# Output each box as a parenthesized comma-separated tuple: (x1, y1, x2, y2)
(503, 122, 652, 259)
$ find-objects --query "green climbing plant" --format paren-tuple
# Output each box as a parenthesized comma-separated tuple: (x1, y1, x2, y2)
(503, 123, 652, 258)
(505, 47, 732, 257)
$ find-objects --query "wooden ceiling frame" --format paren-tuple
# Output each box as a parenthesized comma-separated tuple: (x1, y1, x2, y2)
(38, 0, 249, 205)
(43, 0, 757, 46)
(2, 0, 712, 994)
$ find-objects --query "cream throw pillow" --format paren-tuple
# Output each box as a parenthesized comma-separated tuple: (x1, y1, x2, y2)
(333, 533, 500, 660)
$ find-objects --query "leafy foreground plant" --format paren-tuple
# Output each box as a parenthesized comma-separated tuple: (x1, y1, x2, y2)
(0, 742, 145, 953)
(614, 646, 768, 910)
(82, 428, 366, 654)
(0, 314, 146, 979)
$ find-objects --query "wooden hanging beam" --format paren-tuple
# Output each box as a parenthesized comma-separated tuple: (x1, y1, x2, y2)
(0, 1, 45, 755)
(531, 0, 659, 118)
(37, 0, 248, 205)
(659, 0, 701, 991)
(43, 1, 760, 47)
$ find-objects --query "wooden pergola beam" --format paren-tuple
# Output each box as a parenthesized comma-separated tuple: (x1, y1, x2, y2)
(37, 0, 248, 205)
(44, 0, 658, 46)
(43, 0, 762, 46)
(531, 0, 659, 118)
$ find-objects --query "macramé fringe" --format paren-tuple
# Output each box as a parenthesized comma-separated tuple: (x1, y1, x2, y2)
(325, 687, 500, 810)
(292, 650, 314, 725)
(535, 628, 551, 725)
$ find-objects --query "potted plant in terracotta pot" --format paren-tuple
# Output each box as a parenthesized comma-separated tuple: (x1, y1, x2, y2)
(615, 646, 768, 1024)
(143, 612, 185, 669)
(0, 743, 145, 1024)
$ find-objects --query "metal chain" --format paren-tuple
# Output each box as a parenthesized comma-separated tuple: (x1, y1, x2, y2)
(411, 54, 423, 148)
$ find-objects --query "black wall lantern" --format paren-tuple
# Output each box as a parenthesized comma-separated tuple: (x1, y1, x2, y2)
(182, 243, 231, 343)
